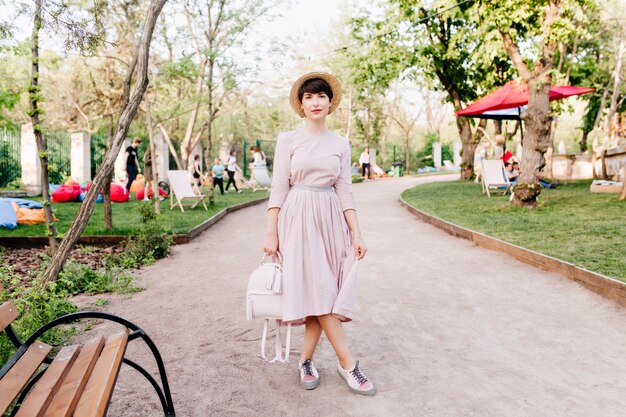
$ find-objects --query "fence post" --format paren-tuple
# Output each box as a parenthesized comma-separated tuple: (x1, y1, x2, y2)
(243, 139, 247, 178)
(71, 130, 91, 183)
(153, 129, 170, 181)
(433, 141, 442, 169)
(20, 123, 41, 196)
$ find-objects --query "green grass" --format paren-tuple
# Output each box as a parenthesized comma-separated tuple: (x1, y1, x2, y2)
(0, 188, 268, 237)
(401, 180, 626, 282)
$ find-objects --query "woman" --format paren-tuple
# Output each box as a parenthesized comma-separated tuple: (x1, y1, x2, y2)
(192, 154, 203, 194)
(225, 149, 242, 193)
(250, 145, 266, 167)
(263, 72, 375, 396)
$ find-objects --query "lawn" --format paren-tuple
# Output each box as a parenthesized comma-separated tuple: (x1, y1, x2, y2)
(401, 180, 625, 282)
(0, 188, 269, 237)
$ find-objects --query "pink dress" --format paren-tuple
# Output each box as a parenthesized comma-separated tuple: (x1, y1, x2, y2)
(268, 128, 358, 325)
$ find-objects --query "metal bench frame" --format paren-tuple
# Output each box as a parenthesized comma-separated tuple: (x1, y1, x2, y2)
(1, 311, 176, 417)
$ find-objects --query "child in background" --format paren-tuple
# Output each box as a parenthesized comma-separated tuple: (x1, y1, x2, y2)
(211, 158, 225, 195)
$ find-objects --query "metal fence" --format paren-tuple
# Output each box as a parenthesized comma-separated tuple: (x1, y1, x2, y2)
(0, 127, 21, 188)
(90, 133, 108, 179)
(45, 130, 71, 184)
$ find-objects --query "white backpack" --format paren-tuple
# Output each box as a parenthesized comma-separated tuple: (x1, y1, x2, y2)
(246, 254, 291, 362)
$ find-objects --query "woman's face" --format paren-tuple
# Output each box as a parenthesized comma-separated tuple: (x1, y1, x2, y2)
(300, 91, 331, 120)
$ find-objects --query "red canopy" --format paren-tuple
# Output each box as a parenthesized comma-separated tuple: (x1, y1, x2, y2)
(456, 80, 595, 118)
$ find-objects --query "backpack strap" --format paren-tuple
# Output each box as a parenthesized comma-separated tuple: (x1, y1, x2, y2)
(259, 319, 292, 363)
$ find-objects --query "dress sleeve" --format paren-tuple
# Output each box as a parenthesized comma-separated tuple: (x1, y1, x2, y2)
(268, 134, 291, 210)
(335, 140, 356, 212)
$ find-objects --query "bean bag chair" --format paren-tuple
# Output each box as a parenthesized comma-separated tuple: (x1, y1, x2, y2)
(130, 174, 146, 193)
(0, 197, 44, 209)
(49, 183, 61, 193)
(12, 202, 58, 225)
(77, 191, 104, 203)
(135, 187, 168, 200)
(0, 200, 17, 229)
(110, 184, 129, 203)
(52, 184, 81, 203)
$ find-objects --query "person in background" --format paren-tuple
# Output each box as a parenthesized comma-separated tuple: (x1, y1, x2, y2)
(250, 145, 266, 167)
(359, 146, 371, 180)
(211, 157, 225, 195)
(125, 137, 142, 192)
(225, 148, 243, 193)
(505, 162, 519, 185)
(192, 154, 203, 194)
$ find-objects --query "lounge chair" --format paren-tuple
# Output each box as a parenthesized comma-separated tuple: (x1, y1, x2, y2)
(167, 170, 208, 212)
(251, 166, 272, 191)
(480, 159, 511, 197)
(443, 160, 460, 171)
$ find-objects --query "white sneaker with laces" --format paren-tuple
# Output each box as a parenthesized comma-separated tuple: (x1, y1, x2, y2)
(299, 359, 320, 390)
(337, 360, 376, 396)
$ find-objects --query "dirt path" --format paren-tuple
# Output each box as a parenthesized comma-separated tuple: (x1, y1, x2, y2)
(87, 175, 626, 417)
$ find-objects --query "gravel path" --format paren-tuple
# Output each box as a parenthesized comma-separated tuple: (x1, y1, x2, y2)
(84, 175, 626, 417)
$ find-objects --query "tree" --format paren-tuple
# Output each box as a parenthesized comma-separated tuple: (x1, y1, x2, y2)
(349, 0, 515, 179)
(478, 0, 594, 207)
(41, 0, 168, 285)
(181, 0, 275, 178)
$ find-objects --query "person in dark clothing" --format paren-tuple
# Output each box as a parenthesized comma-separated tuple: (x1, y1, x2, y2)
(125, 138, 142, 191)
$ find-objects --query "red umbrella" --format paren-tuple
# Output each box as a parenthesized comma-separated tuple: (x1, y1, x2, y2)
(456, 80, 595, 119)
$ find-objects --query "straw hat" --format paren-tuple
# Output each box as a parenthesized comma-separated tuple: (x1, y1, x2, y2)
(289, 72, 343, 118)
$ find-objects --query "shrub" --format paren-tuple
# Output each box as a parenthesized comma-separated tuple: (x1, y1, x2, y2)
(0, 261, 77, 364)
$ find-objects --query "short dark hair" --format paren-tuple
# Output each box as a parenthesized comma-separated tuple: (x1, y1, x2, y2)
(194, 154, 200, 160)
(298, 78, 333, 103)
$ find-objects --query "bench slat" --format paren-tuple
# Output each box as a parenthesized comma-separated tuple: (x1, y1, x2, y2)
(15, 345, 80, 417)
(0, 301, 19, 333)
(43, 336, 105, 417)
(0, 341, 52, 414)
(73, 330, 129, 417)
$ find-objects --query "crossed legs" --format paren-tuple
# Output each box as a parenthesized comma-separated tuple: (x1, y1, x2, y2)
(299, 314, 355, 370)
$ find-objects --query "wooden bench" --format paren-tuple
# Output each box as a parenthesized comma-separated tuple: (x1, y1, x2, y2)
(0, 284, 175, 416)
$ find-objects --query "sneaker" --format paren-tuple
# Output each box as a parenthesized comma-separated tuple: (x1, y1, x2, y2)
(237, 190, 243, 194)
(299, 359, 320, 390)
(337, 360, 376, 396)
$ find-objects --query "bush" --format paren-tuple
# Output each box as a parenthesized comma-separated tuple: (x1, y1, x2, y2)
(51, 260, 140, 296)
(109, 202, 173, 268)
(415, 133, 453, 169)
(0, 262, 78, 364)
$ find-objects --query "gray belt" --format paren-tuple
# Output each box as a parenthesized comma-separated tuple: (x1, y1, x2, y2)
(290, 184, 333, 192)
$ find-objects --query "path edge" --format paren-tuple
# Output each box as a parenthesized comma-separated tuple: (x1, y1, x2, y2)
(399, 195, 626, 307)
(0, 197, 269, 248)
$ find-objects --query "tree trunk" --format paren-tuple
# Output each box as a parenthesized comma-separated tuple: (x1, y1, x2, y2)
(204, 57, 215, 205)
(494, 120, 502, 135)
(103, 114, 113, 229)
(40, 0, 168, 286)
(606, 37, 625, 139)
(512, 78, 552, 207)
(146, 96, 160, 214)
(30, 0, 58, 253)
(457, 116, 475, 179)
(404, 132, 410, 175)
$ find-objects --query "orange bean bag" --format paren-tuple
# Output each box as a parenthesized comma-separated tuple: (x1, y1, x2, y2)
(130, 174, 146, 193)
(135, 187, 168, 200)
(52, 184, 81, 202)
(11, 202, 58, 225)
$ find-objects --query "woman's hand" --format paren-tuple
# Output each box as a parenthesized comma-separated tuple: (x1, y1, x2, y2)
(264, 232, 279, 256)
(353, 237, 367, 260)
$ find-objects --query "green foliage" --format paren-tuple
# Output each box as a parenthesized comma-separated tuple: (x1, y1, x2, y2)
(414, 133, 453, 168)
(104, 202, 173, 268)
(50, 260, 140, 296)
(0, 260, 78, 364)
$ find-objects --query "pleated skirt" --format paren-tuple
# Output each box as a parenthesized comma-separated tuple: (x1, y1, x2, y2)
(278, 184, 358, 325)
